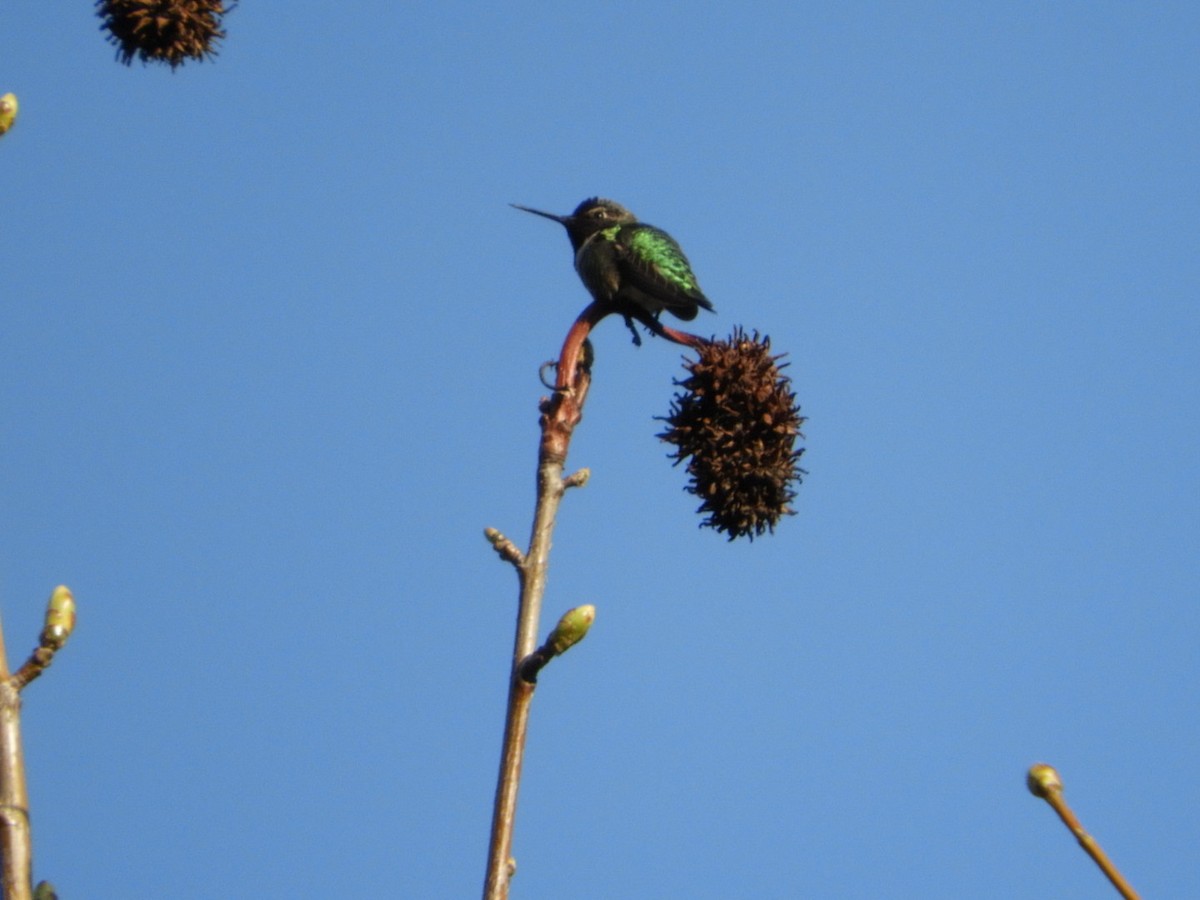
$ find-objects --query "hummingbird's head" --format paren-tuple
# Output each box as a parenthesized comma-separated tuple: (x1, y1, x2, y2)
(511, 197, 637, 252)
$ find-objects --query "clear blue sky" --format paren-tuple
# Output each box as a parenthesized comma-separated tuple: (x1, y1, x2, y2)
(2, 4, 1197, 897)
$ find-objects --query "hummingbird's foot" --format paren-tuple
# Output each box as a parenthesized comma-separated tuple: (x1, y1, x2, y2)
(622, 314, 643, 347)
(623, 306, 709, 350)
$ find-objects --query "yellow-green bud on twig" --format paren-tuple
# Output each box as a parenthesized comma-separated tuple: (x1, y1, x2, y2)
(544, 604, 595, 656)
(519, 605, 596, 683)
(1026, 762, 1062, 799)
(11, 585, 76, 690)
(0, 93, 18, 137)
(41, 585, 76, 650)
(33, 881, 59, 900)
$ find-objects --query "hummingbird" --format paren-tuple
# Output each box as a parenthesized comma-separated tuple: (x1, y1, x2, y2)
(511, 198, 714, 338)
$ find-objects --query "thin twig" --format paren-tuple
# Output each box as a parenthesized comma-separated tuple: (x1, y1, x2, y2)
(484, 528, 525, 568)
(1027, 763, 1140, 900)
(0, 614, 32, 900)
(0, 587, 75, 900)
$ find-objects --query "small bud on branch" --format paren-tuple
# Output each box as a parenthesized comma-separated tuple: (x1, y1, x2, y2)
(0, 93, 18, 137)
(520, 605, 596, 683)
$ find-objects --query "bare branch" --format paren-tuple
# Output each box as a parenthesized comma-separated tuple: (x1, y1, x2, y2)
(1027, 763, 1140, 900)
(482, 306, 603, 900)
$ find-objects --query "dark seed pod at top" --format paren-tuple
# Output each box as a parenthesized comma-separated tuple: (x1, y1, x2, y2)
(97, 0, 232, 68)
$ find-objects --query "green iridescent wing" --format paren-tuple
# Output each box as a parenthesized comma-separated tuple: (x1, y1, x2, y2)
(616, 224, 714, 314)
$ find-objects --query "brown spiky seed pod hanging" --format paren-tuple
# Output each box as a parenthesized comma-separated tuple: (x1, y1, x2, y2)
(97, 0, 231, 68)
(658, 328, 805, 540)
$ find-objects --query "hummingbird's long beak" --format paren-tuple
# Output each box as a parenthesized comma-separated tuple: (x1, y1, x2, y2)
(510, 203, 570, 224)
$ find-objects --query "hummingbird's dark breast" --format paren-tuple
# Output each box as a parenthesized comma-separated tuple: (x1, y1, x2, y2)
(573, 227, 623, 304)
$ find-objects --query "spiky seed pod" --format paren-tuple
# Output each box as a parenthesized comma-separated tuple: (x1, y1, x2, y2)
(96, 0, 232, 68)
(659, 328, 805, 540)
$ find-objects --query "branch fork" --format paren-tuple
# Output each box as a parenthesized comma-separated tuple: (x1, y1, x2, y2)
(0, 586, 76, 900)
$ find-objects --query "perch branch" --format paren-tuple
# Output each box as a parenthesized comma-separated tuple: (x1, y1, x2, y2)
(482, 304, 600, 900)
(482, 301, 706, 898)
